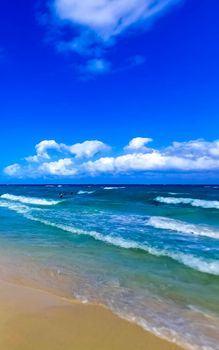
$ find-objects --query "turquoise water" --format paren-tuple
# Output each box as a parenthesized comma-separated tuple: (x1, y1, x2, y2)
(0, 185, 219, 349)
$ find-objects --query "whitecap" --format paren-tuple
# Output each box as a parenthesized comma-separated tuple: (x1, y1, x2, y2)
(146, 216, 219, 239)
(77, 190, 95, 195)
(1, 199, 219, 276)
(0, 193, 61, 206)
(21, 215, 219, 276)
(155, 196, 219, 210)
(0, 200, 30, 214)
(104, 186, 126, 190)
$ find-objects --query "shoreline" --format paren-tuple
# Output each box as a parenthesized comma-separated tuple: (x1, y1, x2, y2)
(0, 278, 184, 350)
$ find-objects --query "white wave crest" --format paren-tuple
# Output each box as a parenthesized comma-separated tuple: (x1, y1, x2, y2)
(1, 199, 218, 276)
(0, 194, 61, 206)
(147, 216, 219, 239)
(104, 186, 126, 190)
(77, 190, 95, 195)
(171, 253, 219, 276)
(0, 200, 30, 214)
(21, 215, 219, 276)
(155, 196, 219, 209)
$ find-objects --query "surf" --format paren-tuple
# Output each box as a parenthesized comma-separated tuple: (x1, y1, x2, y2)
(0, 194, 61, 206)
(1, 193, 219, 276)
(146, 216, 219, 239)
(77, 190, 95, 195)
(18, 210, 219, 276)
(155, 196, 219, 209)
(103, 186, 126, 190)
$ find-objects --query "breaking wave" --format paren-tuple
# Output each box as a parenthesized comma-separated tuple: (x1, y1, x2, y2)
(104, 186, 126, 190)
(155, 196, 219, 210)
(32, 219, 219, 275)
(77, 190, 95, 195)
(1, 199, 219, 276)
(146, 216, 219, 239)
(0, 194, 61, 206)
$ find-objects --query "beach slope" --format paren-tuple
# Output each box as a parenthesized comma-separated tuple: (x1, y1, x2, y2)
(0, 279, 183, 350)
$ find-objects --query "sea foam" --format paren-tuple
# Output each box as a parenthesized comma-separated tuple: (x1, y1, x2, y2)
(155, 196, 219, 209)
(21, 214, 219, 276)
(77, 190, 95, 195)
(147, 216, 219, 239)
(104, 186, 126, 190)
(0, 200, 30, 214)
(1, 196, 219, 276)
(0, 193, 60, 206)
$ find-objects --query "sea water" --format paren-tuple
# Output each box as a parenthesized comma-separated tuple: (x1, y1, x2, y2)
(0, 185, 219, 349)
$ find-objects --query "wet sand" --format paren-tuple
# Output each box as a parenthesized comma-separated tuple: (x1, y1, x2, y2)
(0, 279, 184, 350)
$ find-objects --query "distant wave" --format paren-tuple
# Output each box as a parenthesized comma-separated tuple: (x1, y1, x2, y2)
(147, 216, 219, 239)
(77, 190, 95, 195)
(167, 192, 189, 195)
(104, 186, 126, 190)
(0, 194, 61, 206)
(155, 196, 219, 209)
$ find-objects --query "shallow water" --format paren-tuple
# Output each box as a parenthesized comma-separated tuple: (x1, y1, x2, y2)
(0, 185, 219, 349)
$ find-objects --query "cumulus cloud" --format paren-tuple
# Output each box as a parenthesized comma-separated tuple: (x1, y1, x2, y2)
(166, 139, 219, 158)
(3, 137, 219, 179)
(82, 152, 219, 175)
(25, 140, 61, 162)
(39, 158, 77, 176)
(25, 139, 109, 163)
(43, 0, 181, 74)
(66, 140, 110, 157)
(124, 137, 153, 152)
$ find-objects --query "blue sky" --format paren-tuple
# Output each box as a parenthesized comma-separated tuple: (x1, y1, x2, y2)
(0, 0, 219, 183)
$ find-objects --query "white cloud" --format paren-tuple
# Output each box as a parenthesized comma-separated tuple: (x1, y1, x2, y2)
(166, 139, 219, 158)
(39, 158, 77, 176)
(4, 137, 219, 178)
(4, 163, 21, 176)
(54, 0, 178, 41)
(25, 139, 109, 163)
(47, 0, 181, 74)
(67, 140, 110, 157)
(124, 137, 153, 152)
(82, 152, 219, 175)
(25, 140, 61, 162)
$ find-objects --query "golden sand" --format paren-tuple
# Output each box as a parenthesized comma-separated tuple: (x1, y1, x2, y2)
(0, 279, 184, 350)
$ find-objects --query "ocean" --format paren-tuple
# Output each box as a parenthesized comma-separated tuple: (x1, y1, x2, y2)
(0, 185, 218, 350)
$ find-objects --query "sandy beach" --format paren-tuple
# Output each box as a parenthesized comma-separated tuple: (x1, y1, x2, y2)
(0, 279, 184, 350)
